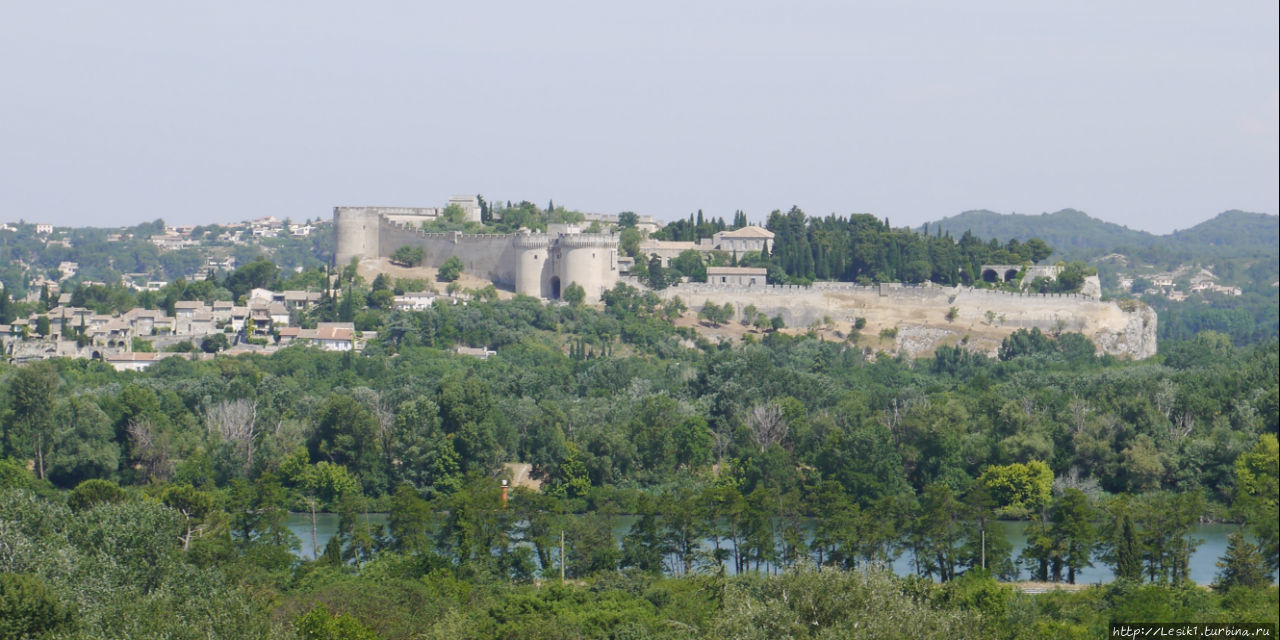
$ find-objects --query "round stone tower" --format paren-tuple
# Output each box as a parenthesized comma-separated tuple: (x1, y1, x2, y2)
(334, 207, 382, 266)
(558, 233, 618, 302)
(513, 233, 553, 298)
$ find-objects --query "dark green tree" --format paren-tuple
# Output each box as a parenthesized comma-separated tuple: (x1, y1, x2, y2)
(562, 282, 585, 306)
(438, 256, 464, 282)
(67, 478, 127, 512)
(391, 244, 424, 267)
(1049, 488, 1096, 584)
(200, 332, 230, 353)
(1214, 531, 1270, 589)
(1, 362, 59, 479)
(48, 395, 120, 488)
(1114, 514, 1144, 582)
(0, 573, 78, 640)
(387, 483, 431, 554)
(307, 395, 386, 494)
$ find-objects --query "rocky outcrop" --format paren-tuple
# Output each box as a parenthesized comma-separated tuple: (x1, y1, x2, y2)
(1093, 300, 1157, 359)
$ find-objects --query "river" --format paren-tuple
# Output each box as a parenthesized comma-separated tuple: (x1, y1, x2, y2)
(286, 513, 1251, 585)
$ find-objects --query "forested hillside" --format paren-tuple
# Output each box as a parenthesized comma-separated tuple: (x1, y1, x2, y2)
(927, 209, 1278, 264)
(928, 209, 1159, 259)
(2, 283, 1277, 637)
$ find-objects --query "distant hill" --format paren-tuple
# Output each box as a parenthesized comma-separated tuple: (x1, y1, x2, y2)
(925, 208, 1278, 262)
(1168, 210, 1279, 259)
(924, 209, 1157, 257)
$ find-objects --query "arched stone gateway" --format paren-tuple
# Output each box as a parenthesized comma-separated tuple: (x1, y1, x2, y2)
(1005, 269, 1019, 282)
(982, 269, 999, 283)
(549, 276, 561, 300)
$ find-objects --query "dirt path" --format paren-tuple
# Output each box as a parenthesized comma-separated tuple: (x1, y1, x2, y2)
(503, 462, 542, 491)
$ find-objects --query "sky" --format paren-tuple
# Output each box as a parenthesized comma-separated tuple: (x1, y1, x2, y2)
(2, 1, 1276, 234)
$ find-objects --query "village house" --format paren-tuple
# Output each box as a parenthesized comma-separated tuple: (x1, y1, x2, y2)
(393, 291, 436, 311)
(276, 326, 302, 346)
(296, 322, 356, 351)
(211, 300, 235, 323)
(90, 318, 133, 349)
(205, 255, 236, 272)
(58, 261, 79, 280)
(173, 300, 203, 322)
(1191, 281, 1242, 296)
(151, 233, 197, 251)
(248, 300, 289, 334)
(124, 308, 160, 337)
(710, 226, 774, 254)
(283, 290, 323, 310)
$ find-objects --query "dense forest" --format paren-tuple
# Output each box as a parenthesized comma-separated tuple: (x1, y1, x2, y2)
(2, 278, 1277, 637)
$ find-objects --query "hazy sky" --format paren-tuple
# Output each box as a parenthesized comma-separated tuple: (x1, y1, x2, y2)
(3, 1, 1276, 233)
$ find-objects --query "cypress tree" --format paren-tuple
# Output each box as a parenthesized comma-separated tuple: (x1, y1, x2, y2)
(1116, 515, 1142, 581)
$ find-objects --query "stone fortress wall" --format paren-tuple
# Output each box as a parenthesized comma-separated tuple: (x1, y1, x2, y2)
(334, 206, 619, 302)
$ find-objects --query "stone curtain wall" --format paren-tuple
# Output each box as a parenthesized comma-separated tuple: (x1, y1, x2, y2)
(378, 223, 521, 287)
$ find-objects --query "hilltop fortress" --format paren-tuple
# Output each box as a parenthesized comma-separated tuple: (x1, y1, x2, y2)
(333, 203, 1156, 359)
(335, 203, 621, 301)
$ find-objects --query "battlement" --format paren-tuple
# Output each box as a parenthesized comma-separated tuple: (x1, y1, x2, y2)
(338, 206, 439, 217)
(957, 286, 1091, 302)
(557, 233, 619, 249)
(513, 234, 554, 249)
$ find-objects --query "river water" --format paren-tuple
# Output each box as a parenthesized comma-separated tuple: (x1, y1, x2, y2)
(286, 513, 1250, 585)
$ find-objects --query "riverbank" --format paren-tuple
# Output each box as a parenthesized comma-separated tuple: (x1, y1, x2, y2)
(285, 513, 1253, 586)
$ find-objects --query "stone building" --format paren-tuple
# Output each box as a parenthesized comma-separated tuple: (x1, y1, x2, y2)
(711, 226, 773, 255)
(706, 266, 768, 287)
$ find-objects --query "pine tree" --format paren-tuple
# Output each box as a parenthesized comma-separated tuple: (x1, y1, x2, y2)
(1215, 531, 1269, 589)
